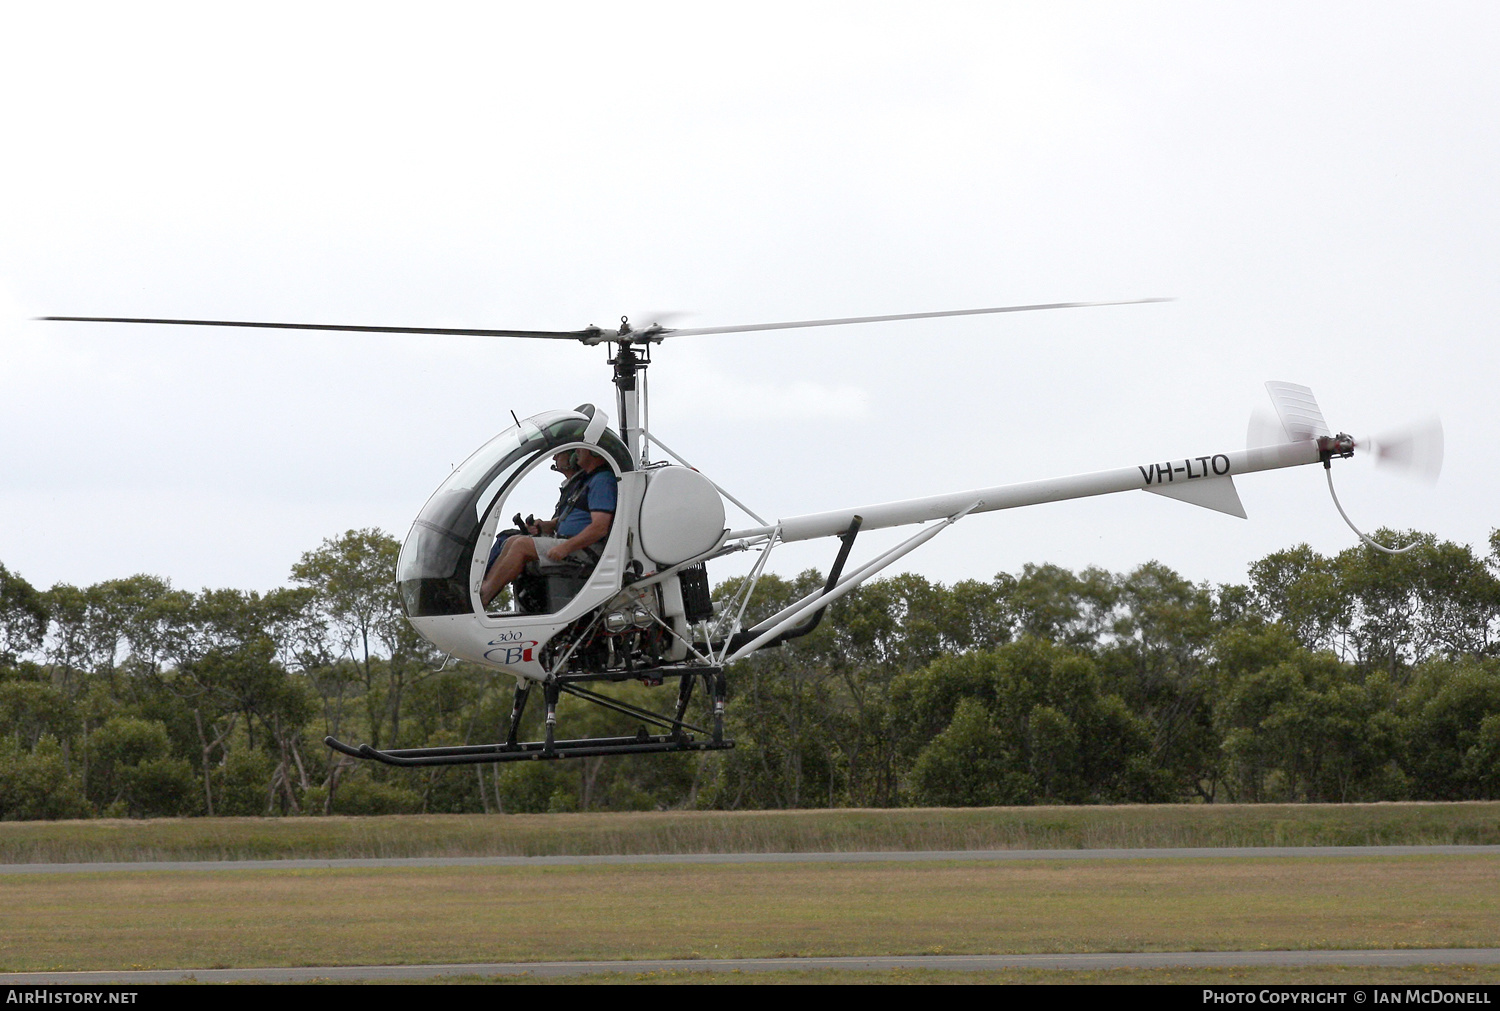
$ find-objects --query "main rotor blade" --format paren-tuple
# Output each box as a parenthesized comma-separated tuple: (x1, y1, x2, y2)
(38, 316, 594, 340)
(41, 296, 1172, 342)
(657, 298, 1173, 338)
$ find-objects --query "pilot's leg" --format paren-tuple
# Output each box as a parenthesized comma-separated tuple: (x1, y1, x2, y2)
(486, 533, 509, 571)
(481, 535, 539, 606)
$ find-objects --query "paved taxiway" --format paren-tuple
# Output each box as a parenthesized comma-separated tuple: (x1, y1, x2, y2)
(5, 949, 1500, 983)
(3, 844, 1497, 874)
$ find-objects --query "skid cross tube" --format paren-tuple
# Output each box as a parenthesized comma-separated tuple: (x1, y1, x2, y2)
(557, 682, 713, 736)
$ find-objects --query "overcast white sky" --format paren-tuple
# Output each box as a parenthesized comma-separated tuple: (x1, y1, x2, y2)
(2, 2, 1495, 595)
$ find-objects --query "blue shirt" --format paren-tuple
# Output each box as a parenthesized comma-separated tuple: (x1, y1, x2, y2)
(556, 467, 618, 539)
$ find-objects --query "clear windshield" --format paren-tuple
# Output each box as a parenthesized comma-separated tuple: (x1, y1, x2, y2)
(396, 410, 633, 617)
(448, 420, 544, 494)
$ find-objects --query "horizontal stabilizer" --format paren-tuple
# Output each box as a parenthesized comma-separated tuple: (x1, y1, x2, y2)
(1144, 475, 1247, 518)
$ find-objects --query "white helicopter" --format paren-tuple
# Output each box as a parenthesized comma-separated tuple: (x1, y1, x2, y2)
(43, 301, 1441, 766)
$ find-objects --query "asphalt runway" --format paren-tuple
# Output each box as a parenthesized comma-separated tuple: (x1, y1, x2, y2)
(2, 844, 1497, 874)
(6, 949, 1500, 983)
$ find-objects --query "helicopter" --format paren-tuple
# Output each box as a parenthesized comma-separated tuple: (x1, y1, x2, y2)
(41, 300, 1442, 767)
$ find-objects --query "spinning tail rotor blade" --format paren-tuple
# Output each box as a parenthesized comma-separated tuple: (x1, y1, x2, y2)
(1366, 417, 1444, 485)
(1247, 406, 1295, 449)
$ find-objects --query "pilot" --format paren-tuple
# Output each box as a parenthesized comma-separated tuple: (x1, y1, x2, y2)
(532, 449, 587, 537)
(480, 446, 617, 607)
(483, 449, 582, 577)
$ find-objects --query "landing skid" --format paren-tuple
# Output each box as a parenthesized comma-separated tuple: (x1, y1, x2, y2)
(324, 667, 732, 767)
(325, 732, 731, 766)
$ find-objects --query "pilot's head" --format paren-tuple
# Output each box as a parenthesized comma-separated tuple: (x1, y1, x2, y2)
(551, 450, 578, 475)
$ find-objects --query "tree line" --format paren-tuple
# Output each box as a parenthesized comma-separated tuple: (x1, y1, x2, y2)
(1, 526, 1497, 818)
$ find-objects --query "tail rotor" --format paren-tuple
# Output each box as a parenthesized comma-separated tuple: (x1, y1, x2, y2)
(1365, 417, 1444, 485)
(1248, 381, 1441, 554)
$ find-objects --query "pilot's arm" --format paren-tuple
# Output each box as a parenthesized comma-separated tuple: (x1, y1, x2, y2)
(546, 510, 612, 561)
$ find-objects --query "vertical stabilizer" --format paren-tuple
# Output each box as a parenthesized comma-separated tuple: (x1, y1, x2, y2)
(1264, 381, 1331, 442)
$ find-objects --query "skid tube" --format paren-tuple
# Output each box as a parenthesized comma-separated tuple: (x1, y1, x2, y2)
(324, 667, 733, 767)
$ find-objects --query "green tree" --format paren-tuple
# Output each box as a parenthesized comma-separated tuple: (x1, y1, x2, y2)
(1247, 545, 1352, 659)
(1009, 564, 1118, 649)
(1211, 641, 1399, 803)
(0, 563, 48, 663)
(1099, 562, 1219, 800)
(895, 638, 1156, 806)
(1399, 656, 1500, 800)
(1247, 534, 1500, 676)
(292, 529, 430, 751)
(907, 697, 1025, 806)
(0, 737, 88, 820)
(711, 570, 841, 809)
(179, 640, 315, 814)
(0, 678, 74, 751)
(88, 715, 196, 816)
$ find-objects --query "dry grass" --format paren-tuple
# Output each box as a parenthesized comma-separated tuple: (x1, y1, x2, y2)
(371, 965, 1500, 985)
(3, 802, 1499, 864)
(2, 855, 1497, 972)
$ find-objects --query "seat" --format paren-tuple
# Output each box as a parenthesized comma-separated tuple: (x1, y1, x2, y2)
(513, 555, 596, 614)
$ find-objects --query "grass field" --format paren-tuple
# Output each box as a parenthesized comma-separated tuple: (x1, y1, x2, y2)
(369, 966, 1500, 985)
(3, 802, 1498, 863)
(2, 855, 1496, 972)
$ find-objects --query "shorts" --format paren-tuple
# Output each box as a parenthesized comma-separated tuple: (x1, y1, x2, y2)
(531, 536, 601, 571)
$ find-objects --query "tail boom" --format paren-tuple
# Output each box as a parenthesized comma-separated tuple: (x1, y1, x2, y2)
(730, 441, 1323, 544)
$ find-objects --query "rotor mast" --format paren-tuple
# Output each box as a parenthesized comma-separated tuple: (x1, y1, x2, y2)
(604, 317, 659, 469)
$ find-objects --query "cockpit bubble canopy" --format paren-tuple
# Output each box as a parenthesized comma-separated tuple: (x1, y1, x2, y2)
(396, 407, 631, 618)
